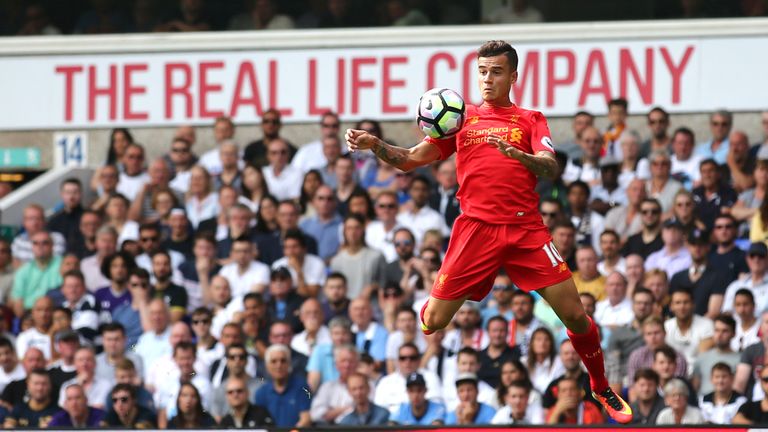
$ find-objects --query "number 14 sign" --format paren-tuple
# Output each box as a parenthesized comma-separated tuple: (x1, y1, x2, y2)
(53, 132, 89, 168)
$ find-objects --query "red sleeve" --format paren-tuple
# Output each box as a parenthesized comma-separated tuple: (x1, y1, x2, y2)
(530, 111, 555, 154)
(424, 135, 457, 160)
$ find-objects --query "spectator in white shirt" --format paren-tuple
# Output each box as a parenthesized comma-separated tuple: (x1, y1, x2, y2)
(58, 347, 112, 409)
(721, 242, 768, 317)
(491, 379, 543, 425)
(396, 176, 449, 245)
(670, 127, 703, 190)
(597, 229, 626, 276)
(365, 191, 402, 262)
(11, 205, 66, 267)
(291, 298, 331, 357)
(730, 289, 760, 352)
(60, 270, 99, 341)
(590, 157, 627, 216)
(16, 296, 53, 360)
(116, 143, 150, 201)
(292, 112, 342, 174)
(199, 117, 237, 176)
(168, 137, 196, 194)
(0, 337, 24, 394)
(272, 230, 326, 298)
(264, 139, 303, 201)
(309, 344, 360, 424)
(647, 149, 684, 214)
(595, 272, 633, 328)
(562, 126, 602, 187)
(645, 219, 692, 279)
(664, 289, 714, 374)
(134, 298, 172, 378)
(375, 342, 443, 415)
(218, 237, 269, 297)
(80, 225, 117, 292)
(185, 165, 220, 230)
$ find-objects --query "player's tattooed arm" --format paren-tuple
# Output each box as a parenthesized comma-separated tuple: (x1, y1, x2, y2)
(371, 140, 410, 168)
(488, 133, 558, 179)
(346, 128, 440, 171)
(513, 151, 559, 179)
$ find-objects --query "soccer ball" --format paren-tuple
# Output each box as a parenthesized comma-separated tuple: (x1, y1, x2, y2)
(417, 88, 466, 139)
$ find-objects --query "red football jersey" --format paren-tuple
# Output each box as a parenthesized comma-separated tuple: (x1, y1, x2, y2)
(426, 103, 555, 225)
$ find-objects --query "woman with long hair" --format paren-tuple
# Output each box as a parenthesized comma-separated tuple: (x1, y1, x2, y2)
(347, 189, 375, 224)
(148, 187, 179, 227)
(522, 327, 564, 394)
(239, 164, 269, 213)
(185, 165, 219, 230)
(254, 194, 279, 233)
(91, 129, 135, 192)
(167, 383, 216, 429)
(299, 169, 323, 217)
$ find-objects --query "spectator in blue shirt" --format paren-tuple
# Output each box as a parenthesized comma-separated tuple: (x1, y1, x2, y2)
(444, 372, 497, 425)
(338, 372, 389, 426)
(391, 373, 445, 426)
(254, 344, 311, 428)
(299, 184, 343, 261)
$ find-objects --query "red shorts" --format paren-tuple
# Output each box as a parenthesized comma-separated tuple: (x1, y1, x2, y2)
(430, 214, 572, 302)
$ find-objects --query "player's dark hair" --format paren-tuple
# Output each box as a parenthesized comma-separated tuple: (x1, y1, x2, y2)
(711, 362, 734, 376)
(477, 40, 519, 70)
(486, 315, 508, 331)
(608, 98, 628, 110)
(714, 314, 736, 333)
(648, 106, 669, 121)
(653, 345, 677, 363)
(634, 368, 660, 384)
(734, 288, 755, 304)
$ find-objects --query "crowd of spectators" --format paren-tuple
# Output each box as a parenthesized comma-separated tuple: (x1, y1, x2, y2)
(1, 98, 768, 428)
(1, 0, 766, 37)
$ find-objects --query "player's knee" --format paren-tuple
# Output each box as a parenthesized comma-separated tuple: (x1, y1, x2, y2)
(562, 308, 589, 331)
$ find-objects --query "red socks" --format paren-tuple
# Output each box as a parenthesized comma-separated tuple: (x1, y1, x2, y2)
(567, 315, 609, 392)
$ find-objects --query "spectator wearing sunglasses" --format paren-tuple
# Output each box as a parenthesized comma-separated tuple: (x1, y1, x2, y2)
(102, 383, 156, 428)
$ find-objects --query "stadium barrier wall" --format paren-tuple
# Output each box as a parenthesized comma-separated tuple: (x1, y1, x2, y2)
(0, 167, 95, 226)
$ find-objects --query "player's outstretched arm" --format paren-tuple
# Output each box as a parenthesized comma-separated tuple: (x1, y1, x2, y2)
(346, 129, 440, 172)
(488, 133, 558, 180)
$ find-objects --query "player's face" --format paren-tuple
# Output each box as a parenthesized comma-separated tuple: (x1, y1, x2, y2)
(477, 55, 517, 103)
